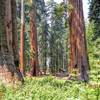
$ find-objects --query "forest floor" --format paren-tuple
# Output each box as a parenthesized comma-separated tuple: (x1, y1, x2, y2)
(0, 75, 100, 100)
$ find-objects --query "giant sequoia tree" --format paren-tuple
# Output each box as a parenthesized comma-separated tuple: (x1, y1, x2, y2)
(12, 0, 19, 66)
(0, 0, 23, 85)
(68, 0, 89, 81)
(29, 0, 39, 76)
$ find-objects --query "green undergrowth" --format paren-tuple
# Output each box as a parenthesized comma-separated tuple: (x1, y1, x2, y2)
(0, 75, 100, 100)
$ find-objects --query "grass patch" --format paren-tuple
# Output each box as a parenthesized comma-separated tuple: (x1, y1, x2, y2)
(0, 75, 100, 100)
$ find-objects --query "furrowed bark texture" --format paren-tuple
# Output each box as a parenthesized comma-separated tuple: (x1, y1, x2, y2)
(29, 0, 39, 76)
(11, 0, 19, 67)
(68, 0, 89, 81)
(0, 0, 23, 86)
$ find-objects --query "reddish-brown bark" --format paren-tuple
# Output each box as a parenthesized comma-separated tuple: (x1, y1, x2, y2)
(68, 0, 89, 81)
(19, 24, 25, 75)
(0, 0, 23, 86)
(19, 0, 25, 76)
(29, 6, 39, 76)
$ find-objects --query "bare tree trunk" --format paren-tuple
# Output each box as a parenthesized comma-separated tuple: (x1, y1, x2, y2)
(0, 0, 23, 86)
(78, 0, 89, 81)
(42, 26, 47, 75)
(11, 0, 19, 67)
(19, 0, 25, 76)
(69, 5, 76, 74)
(68, 0, 89, 82)
(29, 0, 39, 76)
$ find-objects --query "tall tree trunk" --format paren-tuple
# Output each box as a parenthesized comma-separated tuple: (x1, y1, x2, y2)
(0, 0, 23, 86)
(29, 0, 39, 76)
(11, 0, 19, 67)
(68, 0, 89, 81)
(19, 0, 25, 76)
(69, 8, 76, 74)
(42, 25, 47, 75)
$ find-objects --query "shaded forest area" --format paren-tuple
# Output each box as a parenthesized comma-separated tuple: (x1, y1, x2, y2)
(0, 0, 100, 100)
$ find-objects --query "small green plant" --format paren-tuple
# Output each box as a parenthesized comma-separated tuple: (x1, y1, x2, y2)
(0, 75, 99, 100)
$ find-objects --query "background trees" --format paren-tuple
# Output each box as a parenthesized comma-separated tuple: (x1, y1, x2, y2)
(89, 0, 100, 40)
(87, 0, 100, 80)
(16, 0, 68, 75)
(45, 0, 67, 74)
(36, 0, 48, 74)
(88, 0, 100, 59)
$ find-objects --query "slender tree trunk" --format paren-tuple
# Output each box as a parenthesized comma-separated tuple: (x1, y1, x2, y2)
(0, 0, 23, 86)
(19, 0, 25, 76)
(29, 0, 39, 76)
(42, 27, 47, 75)
(68, 0, 89, 81)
